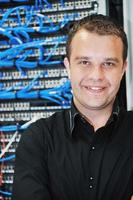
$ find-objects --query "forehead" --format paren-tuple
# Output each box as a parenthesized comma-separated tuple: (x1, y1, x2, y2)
(71, 28, 122, 44)
(70, 29, 123, 56)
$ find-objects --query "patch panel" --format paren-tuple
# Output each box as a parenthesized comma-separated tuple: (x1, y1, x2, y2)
(44, 78, 66, 88)
(0, 46, 64, 65)
(0, 100, 69, 114)
(0, 111, 55, 122)
(0, 113, 15, 122)
(3, 142, 18, 153)
(74, 0, 97, 9)
(0, 102, 30, 112)
(2, 175, 14, 184)
(0, 45, 11, 50)
(44, 46, 66, 56)
(13, 102, 30, 111)
(47, 68, 62, 77)
(0, 67, 67, 80)
(4, 198, 11, 200)
(58, 1, 75, 11)
(0, 103, 14, 112)
(1, 165, 14, 174)
(1, 80, 35, 90)
(0, 72, 12, 80)
(60, 68, 68, 76)
(0, 1, 96, 18)
(0, 133, 21, 143)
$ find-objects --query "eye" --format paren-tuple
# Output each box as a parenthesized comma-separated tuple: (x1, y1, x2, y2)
(103, 62, 115, 68)
(79, 60, 91, 66)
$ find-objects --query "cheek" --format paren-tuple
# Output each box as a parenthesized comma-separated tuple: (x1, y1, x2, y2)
(109, 73, 123, 89)
(70, 74, 83, 92)
(70, 69, 82, 82)
(107, 68, 124, 81)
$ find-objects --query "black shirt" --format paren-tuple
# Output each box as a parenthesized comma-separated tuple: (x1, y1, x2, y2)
(12, 102, 133, 200)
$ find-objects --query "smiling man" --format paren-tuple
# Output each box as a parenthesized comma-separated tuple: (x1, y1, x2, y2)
(64, 19, 127, 131)
(12, 15, 133, 200)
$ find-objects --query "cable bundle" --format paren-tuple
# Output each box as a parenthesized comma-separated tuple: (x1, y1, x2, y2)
(0, 5, 78, 34)
(0, 34, 66, 72)
(0, 77, 72, 104)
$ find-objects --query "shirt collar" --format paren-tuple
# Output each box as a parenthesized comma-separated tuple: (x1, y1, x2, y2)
(69, 98, 120, 135)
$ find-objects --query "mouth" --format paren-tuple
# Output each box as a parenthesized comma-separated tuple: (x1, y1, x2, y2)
(84, 86, 106, 93)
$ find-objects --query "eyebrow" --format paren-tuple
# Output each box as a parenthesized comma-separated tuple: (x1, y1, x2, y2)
(104, 57, 120, 63)
(74, 56, 120, 63)
(74, 56, 91, 60)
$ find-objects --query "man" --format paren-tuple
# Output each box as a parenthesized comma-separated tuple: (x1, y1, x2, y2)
(12, 14, 133, 200)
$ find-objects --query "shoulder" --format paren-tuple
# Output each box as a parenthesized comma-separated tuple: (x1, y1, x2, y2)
(117, 109, 133, 142)
(120, 109, 133, 122)
(21, 109, 70, 140)
(17, 109, 70, 159)
(34, 108, 70, 129)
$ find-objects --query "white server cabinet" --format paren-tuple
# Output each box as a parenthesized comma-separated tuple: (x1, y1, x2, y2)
(123, 0, 133, 110)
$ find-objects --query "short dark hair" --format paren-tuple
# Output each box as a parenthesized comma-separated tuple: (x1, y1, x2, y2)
(66, 14, 128, 61)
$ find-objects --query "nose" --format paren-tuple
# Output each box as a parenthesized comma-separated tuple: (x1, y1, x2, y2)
(89, 66, 104, 82)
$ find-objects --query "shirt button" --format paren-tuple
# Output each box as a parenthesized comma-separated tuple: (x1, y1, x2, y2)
(91, 146, 95, 150)
(89, 177, 93, 180)
(89, 185, 93, 189)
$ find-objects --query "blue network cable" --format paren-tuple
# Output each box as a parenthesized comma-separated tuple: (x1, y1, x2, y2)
(35, 0, 52, 8)
(0, 125, 19, 132)
(13, 29, 31, 43)
(0, 122, 33, 132)
(0, 37, 64, 71)
(0, 88, 71, 133)
(0, 85, 16, 99)
(0, 0, 28, 1)
(13, 0, 29, 1)
(0, 78, 72, 103)
(0, 37, 64, 58)
(35, 0, 65, 8)
(0, 190, 12, 196)
(60, 0, 65, 7)
(0, 27, 22, 45)
(6, 13, 74, 34)
(0, 155, 15, 162)
(0, 6, 29, 27)
(1, 5, 78, 34)
(17, 77, 72, 103)
(0, 0, 9, 1)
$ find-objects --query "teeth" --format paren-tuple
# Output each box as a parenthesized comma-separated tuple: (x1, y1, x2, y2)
(90, 87, 103, 90)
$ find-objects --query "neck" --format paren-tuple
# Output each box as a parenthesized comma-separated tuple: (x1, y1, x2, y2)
(83, 108, 112, 131)
(74, 101, 114, 132)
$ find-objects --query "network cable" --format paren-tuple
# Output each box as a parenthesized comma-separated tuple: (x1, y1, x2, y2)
(4, 15, 72, 34)
(0, 116, 44, 159)
(60, 0, 65, 7)
(13, 0, 29, 1)
(17, 78, 72, 103)
(0, 5, 78, 34)
(0, 77, 72, 103)
(0, 6, 31, 27)
(0, 0, 28, 1)
(0, 37, 64, 71)
(35, 0, 52, 8)
(0, 27, 22, 45)
(0, 190, 12, 196)
(0, 0, 9, 2)
(0, 155, 15, 162)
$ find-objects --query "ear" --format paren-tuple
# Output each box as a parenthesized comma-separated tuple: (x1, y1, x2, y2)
(122, 60, 127, 76)
(64, 57, 71, 79)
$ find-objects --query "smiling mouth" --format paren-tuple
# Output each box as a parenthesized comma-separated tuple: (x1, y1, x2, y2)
(84, 86, 106, 93)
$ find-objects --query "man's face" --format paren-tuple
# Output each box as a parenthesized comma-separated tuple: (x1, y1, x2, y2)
(64, 29, 127, 113)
